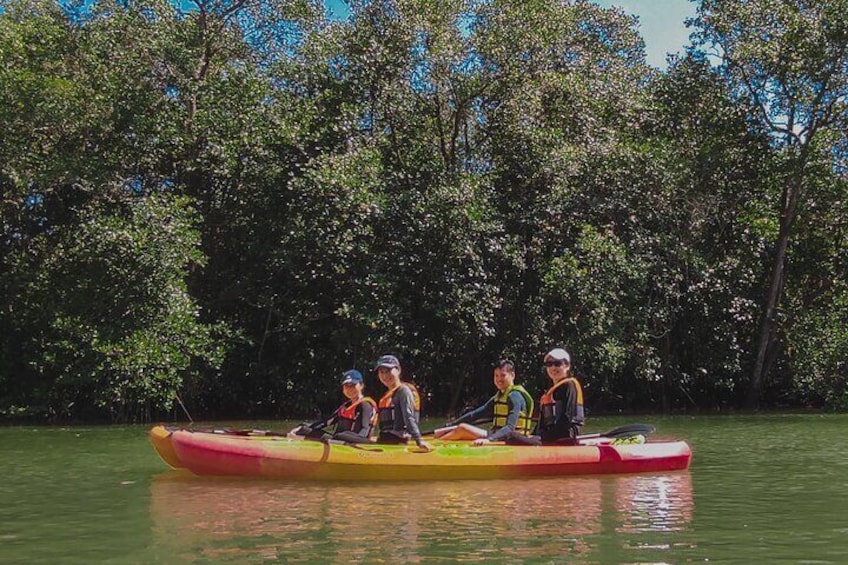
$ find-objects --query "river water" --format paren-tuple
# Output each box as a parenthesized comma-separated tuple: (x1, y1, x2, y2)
(1, 413, 847, 563)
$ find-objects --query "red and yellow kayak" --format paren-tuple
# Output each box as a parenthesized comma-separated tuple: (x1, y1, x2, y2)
(150, 426, 691, 481)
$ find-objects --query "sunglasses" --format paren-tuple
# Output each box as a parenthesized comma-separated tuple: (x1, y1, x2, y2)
(543, 360, 567, 368)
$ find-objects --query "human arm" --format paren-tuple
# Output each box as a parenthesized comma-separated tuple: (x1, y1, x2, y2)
(330, 401, 374, 442)
(288, 407, 336, 437)
(395, 386, 429, 449)
(448, 398, 494, 426)
(563, 381, 584, 426)
(553, 381, 584, 438)
(354, 401, 375, 439)
(305, 411, 337, 433)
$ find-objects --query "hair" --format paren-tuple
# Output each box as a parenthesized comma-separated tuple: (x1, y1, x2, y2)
(492, 359, 516, 373)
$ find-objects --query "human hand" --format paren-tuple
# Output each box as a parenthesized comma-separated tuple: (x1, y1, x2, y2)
(286, 424, 307, 438)
(472, 438, 490, 447)
(413, 441, 433, 453)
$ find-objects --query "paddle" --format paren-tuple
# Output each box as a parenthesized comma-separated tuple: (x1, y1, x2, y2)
(219, 428, 288, 437)
(422, 421, 655, 442)
(577, 423, 656, 441)
(166, 426, 286, 437)
(421, 418, 492, 437)
(323, 438, 384, 452)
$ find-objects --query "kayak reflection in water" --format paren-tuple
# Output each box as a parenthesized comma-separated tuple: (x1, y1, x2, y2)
(435, 359, 535, 446)
(374, 354, 432, 452)
(288, 369, 377, 444)
(150, 472, 693, 562)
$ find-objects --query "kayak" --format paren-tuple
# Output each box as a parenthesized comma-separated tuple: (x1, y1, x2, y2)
(149, 425, 292, 470)
(150, 425, 185, 469)
(150, 426, 691, 480)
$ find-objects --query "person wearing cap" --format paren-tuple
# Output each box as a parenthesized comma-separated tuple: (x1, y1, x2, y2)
(536, 347, 585, 444)
(374, 354, 432, 452)
(288, 369, 377, 444)
(434, 359, 535, 446)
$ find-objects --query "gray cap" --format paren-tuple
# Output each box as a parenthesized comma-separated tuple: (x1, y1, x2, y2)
(375, 354, 400, 369)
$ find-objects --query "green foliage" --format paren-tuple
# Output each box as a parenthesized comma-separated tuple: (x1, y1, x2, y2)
(4, 194, 228, 421)
(693, 0, 848, 407)
(789, 283, 848, 409)
(542, 224, 647, 375)
(2, 0, 847, 420)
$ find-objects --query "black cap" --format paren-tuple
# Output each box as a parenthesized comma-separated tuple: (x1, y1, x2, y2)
(375, 354, 400, 369)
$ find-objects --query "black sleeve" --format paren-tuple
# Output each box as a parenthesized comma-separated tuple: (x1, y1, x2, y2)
(563, 381, 582, 424)
(309, 415, 332, 431)
(554, 382, 581, 438)
(314, 405, 341, 431)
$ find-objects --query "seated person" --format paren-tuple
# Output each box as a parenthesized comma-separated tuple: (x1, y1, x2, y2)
(509, 347, 585, 446)
(289, 370, 376, 444)
(435, 359, 534, 446)
(374, 354, 432, 452)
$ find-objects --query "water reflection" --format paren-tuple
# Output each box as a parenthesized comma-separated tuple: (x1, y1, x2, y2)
(613, 474, 693, 533)
(150, 471, 692, 563)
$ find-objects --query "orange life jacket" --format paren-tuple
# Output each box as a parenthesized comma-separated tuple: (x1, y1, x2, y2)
(539, 377, 583, 426)
(378, 382, 421, 428)
(336, 396, 377, 433)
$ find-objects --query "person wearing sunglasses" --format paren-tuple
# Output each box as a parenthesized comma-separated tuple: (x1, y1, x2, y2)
(434, 359, 535, 446)
(536, 348, 585, 444)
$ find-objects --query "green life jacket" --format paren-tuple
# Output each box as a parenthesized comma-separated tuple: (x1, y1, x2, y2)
(492, 384, 535, 436)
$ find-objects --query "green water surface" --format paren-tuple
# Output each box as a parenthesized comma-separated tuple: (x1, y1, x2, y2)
(2, 414, 847, 563)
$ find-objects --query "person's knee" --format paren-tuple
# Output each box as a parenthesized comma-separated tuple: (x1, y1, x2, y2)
(458, 423, 486, 435)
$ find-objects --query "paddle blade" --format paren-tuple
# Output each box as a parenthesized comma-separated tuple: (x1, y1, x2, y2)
(601, 423, 656, 439)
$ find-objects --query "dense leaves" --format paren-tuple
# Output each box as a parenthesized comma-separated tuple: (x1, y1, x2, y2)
(693, 0, 848, 407)
(1, 0, 846, 422)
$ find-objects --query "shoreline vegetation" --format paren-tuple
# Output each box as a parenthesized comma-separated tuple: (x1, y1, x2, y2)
(0, 407, 831, 429)
(2, 0, 846, 424)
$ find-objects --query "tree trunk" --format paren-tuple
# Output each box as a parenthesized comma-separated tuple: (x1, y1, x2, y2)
(746, 175, 802, 408)
(447, 371, 467, 417)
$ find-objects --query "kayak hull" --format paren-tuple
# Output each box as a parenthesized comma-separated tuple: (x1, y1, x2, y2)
(150, 425, 184, 469)
(153, 426, 691, 481)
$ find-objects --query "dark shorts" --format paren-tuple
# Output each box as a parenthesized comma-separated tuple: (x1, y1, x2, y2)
(504, 433, 541, 446)
(377, 431, 410, 444)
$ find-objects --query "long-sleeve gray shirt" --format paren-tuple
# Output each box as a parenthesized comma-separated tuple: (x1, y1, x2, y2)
(381, 385, 424, 445)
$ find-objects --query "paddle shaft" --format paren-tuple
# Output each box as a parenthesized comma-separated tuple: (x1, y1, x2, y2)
(581, 423, 656, 439)
(424, 421, 655, 440)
